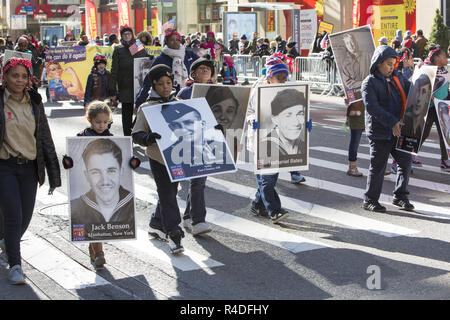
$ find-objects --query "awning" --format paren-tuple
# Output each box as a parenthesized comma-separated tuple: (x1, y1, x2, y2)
(234, 2, 301, 11)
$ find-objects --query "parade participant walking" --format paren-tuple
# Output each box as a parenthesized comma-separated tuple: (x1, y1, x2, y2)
(74, 101, 114, 269)
(132, 64, 185, 254)
(84, 54, 115, 113)
(176, 57, 216, 236)
(362, 45, 413, 212)
(109, 25, 152, 136)
(135, 30, 199, 109)
(246, 55, 291, 222)
(418, 44, 450, 171)
(220, 55, 238, 85)
(0, 58, 61, 284)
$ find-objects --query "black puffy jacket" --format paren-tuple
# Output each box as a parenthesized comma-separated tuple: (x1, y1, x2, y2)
(0, 87, 61, 188)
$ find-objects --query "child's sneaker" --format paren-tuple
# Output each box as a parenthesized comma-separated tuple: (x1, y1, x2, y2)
(191, 222, 212, 236)
(441, 160, 450, 172)
(168, 230, 184, 254)
(8, 265, 25, 285)
(270, 208, 289, 223)
(290, 172, 306, 184)
(148, 225, 166, 241)
(412, 155, 422, 167)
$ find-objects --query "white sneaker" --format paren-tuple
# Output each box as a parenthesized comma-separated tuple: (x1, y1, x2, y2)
(148, 226, 166, 241)
(0, 239, 5, 254)
(191, 222, 212, 236)
(9, 265, 25, 285)
(183, 218, 192, 229)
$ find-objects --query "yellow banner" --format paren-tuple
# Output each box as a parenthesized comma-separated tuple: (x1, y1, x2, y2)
(373, 4, 406, 45)
(46, 46, 161, 102)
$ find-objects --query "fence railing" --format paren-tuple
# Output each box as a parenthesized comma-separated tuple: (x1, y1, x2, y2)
(229, 53, 344, 96)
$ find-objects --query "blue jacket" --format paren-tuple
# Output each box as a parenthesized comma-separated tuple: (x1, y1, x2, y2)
(362, 45, 411, 140)
(135, 49, 199, 108)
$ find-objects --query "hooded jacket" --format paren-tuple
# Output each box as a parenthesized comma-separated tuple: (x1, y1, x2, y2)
(362, 45, 410, 140)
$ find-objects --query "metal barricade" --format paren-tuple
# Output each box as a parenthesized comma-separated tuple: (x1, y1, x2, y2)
(293, 56, 344, 96)
(232, 54, 263, 83)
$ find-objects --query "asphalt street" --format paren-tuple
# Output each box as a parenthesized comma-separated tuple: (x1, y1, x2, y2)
(1, 87, 450, 301)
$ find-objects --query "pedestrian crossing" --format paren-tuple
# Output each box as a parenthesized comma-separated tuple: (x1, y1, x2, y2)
(9, 135, 449, 295)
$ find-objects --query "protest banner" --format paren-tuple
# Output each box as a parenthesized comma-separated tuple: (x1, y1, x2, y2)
(435, 99, 450, 150)
(44, 45, 161, 102)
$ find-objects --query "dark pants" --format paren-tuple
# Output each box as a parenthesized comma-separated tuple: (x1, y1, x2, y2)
(148, 158, 183, 235)
(420, 107, 448, 161)
(121, 102, 134, 136)
(364, 137, 412, 202)
(183, 177, 207, 225)
(0, 160, 38, 267)
(349, 129, 363, 162)
(253, 174, 281, 217)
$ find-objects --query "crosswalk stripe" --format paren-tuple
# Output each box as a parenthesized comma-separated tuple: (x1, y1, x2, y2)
(359, 144, 441, 160)
(120, 229, 224, 272)
(310, 146, 450, 180)
(234, 161, 450, 220)
(134, 182, 330, 253)
(205, 176, 419, 237)
(21, 232, 111, 290)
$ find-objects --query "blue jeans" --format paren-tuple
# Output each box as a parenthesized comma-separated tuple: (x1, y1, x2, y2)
(0, 160, 38, 267)
(364, 138, 412, 202)
(183, 177, 207, 225)
(253, 174, 281, 217)
(148, 158, 183, 235)
(348, 129, 363, 162)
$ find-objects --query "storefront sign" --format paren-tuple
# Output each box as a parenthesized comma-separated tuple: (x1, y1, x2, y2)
(300, 9, 318, 50)
(10, 15, 27, 30)
(15, 4, 76, 19)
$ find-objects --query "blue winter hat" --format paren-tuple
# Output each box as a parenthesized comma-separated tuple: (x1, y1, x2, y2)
(265, 63, 289, 80)
(240, 34, 247, 40)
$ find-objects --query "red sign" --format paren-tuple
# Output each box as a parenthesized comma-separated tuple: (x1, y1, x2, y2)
(16, 4, 75, 19)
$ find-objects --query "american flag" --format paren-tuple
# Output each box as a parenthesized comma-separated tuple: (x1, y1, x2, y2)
(129, 39, 145, 56)
(162, 18, 176, 34)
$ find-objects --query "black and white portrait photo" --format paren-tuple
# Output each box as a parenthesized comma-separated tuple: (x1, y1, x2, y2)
(397, 65, 437, 154)
(67, 137, 136, 242)
(435, 99, 450, 150)
(255, 83, 310, 174)
(191, 84, 251, 161)
(329, 25, 375, 103)
(141, 98, 237, 182)
(134, 57, 154, 103)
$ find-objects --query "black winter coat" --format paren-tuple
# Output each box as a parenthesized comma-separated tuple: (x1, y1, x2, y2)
(109, 39, 153, 104)
(0, 87, 61, 188)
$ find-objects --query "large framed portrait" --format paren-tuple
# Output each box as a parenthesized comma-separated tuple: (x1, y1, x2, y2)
(134, 57, 154, 104)
(191, 84, 251, 162)
(141, 98, 237, 182)
(67, 137, 136, 243)
(255, 83, 310, 174)
(223, 12, 257, 45)
(396, 65, 437, 155)
(329, 25, 375, 103)
(433, 99, 450, 150)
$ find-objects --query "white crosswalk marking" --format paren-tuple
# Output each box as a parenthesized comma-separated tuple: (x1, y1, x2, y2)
(134, 182, 331, 253)
(359, 144, 442, 160)
(235, 161, 450, 220)
(205, 176, 419, 237)
(310, 146, 450, 183)
(21, 232, 111, 290)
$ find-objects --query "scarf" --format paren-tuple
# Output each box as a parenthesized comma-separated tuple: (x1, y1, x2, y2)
(202, 41, 216, 59)
(161, 45, 188, 89)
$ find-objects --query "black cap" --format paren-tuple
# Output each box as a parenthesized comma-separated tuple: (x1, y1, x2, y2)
(190, 57, 215, 77)
(271, 89, 305, 116)
(149, 64, 174, 88)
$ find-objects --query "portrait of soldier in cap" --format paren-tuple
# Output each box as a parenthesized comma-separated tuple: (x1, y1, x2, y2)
(256, 85, 309, 173)
(145, 98, 236, 181)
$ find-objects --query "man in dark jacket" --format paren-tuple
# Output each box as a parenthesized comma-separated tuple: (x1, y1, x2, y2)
(228, 33, 240, 55)
(361, 45, 413, 212)
(253, 38, 272, 57)
(109, 25, 152, 136)
(275, 35, 286, 54)
(135, 31, 198, 109)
